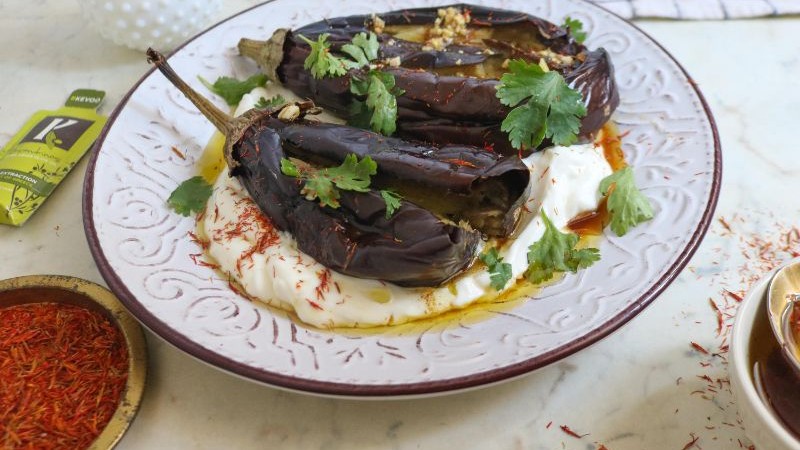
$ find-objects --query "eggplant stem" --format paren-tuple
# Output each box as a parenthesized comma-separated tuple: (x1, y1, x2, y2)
(146, 48, 234, 136)
(146, 48, 325, 172)
(237, 38, 265, 61)
(237, 29, 289, 81)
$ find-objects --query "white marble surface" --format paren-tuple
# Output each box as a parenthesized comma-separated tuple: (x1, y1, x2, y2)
(1, 1, 799, 449)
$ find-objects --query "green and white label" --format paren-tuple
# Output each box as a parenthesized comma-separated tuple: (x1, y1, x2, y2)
(0, 89, 106, 226)
(65, 89, 105, 109)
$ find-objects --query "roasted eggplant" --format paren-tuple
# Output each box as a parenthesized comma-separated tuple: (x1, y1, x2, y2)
(238, 3, 619, 154)
(275, 123, 530, 237)
(147, 50, 530, 287)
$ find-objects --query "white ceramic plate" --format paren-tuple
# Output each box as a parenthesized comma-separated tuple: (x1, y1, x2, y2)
(84, 0, 720, 397)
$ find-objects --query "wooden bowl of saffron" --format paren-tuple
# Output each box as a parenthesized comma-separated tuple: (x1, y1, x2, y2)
(0, 275, 146, 449)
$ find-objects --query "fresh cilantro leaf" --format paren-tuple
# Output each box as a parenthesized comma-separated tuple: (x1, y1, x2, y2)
(599, 166, 654, 236)
(562, 16, 587, 44)
(298, 33, 351, 79)
(496, 59, 586, 150)
(298, 31, 401, 136)
(496, 59, 545, 106)
(302, 32, 380, 79)
(341, 32, 380, 66)
(365, 72, 403, 136)
(280, 158, 299, 177)
(281, 157, 340, 208)
(354, 32, 380, 60)
(380, 189, 402, 218)
(167, 176, 213, 216)
(349, 71, 404, 135)
(280, 154, 378, 209)
(325, 153, 377, 192)
(349, 77, 369, 96)
(348, 99, 373, 130)
(198, 74, 268, 106)
(500, 103, 547, 152)
(525, 210, 600, 284)
(302, 175, 338, 207)
(479, 247, 513, 291)
(255, 94, 286, 109)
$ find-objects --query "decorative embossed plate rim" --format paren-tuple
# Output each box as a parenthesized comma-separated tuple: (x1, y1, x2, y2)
(83, 0, 722, 398)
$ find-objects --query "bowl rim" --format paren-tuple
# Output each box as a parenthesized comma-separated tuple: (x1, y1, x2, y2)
(0, 274, 147, 450)
(731, 267, 800, 449)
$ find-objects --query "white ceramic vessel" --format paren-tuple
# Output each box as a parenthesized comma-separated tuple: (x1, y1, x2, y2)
(730, 266, 800, 450)
(79, 0, 222, 51)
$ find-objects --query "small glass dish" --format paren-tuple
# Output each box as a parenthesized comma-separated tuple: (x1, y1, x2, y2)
(0, 275, 147, 449)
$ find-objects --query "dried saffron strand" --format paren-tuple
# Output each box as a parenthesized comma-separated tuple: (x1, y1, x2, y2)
(690, 341, 709, 355)
(681, 432, 700, 450)
(559, 424, 588, 438)
(210, 198, 280, 277)
(0, 303, 129, 450)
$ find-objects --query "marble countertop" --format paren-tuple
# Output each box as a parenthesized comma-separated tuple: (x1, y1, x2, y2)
(2, 1, 799, 449)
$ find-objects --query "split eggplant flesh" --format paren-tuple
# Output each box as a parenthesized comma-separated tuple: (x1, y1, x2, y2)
(238, 3, 619, 154)
(147, 49, 530, 287)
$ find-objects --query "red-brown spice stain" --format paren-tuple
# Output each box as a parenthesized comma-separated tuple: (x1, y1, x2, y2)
(567, 123, 625, 235)
(442, 158, 478, 168)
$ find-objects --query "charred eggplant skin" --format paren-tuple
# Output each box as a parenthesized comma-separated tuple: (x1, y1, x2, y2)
(275, 122, 530, 237)
(232, 113, 481, 287)
(260, 3, 619, 153)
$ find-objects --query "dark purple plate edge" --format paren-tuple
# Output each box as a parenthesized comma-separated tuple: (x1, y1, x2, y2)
(83, 0, 722, 398)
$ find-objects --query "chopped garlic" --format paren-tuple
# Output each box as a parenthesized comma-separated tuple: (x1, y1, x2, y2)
(536, 48, 576, 67)
(372, 14, 385, 34)
(277, 104, 300, 121)
(422, 37, 445, 51)
(424, 7, 470, 51)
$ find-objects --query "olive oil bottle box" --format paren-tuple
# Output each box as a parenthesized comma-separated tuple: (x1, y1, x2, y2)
(0, 89, 106, 226)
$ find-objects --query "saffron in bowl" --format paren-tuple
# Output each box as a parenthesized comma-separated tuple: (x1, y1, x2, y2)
(0, 275, 146, 450)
